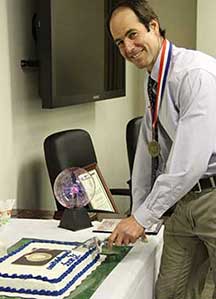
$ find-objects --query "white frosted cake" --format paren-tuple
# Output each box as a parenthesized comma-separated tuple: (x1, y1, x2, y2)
(0, 239, 105, 299)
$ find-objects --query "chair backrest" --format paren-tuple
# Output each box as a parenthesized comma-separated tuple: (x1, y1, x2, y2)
(126, 116, 143, 176)
(44, 129, 97, 210)
(124, 116, 143, 213)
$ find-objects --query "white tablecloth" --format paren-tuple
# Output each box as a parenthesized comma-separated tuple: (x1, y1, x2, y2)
(0, 219, 164, 299)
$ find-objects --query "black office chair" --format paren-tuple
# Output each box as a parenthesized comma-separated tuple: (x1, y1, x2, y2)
(125, 116, 143, 211)
(44, 129, 97, 212)
(126, 117, 143, 177)
(126, 116, 174, 217)
(44, 128, 132, 214)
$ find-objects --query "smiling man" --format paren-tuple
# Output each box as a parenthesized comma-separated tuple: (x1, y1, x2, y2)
(110, 5, 163, 71)
(107, 1, 216, 299)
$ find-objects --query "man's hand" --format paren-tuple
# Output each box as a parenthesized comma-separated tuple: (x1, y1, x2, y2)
(108, 215, 146, 247)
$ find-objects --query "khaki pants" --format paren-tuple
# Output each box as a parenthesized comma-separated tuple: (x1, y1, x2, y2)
(155, 189, 216, 299)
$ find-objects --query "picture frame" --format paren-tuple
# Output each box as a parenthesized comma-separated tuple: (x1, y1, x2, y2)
(83, 163, 119, 213)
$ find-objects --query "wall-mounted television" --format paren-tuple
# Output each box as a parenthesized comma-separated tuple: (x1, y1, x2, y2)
(36, 0, 125, 109)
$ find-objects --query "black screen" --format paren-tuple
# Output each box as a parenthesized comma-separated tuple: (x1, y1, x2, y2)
(38, 0, 125, 108)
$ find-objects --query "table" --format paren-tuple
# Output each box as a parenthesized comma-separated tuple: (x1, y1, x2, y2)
(0, 218, 163, 299)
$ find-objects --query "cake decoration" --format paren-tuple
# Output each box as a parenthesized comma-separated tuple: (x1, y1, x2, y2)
(0, 238, 105, 299)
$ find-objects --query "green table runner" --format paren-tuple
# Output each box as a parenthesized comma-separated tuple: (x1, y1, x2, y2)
(0, 238, 131, 299)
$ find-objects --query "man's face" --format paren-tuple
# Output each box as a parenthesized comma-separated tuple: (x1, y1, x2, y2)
(110, 6, 162, 72)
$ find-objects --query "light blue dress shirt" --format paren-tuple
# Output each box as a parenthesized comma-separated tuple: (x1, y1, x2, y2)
(132, 42, 216, 229)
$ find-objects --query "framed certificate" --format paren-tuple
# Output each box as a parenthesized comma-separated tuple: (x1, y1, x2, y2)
(83, 163, 119, 213)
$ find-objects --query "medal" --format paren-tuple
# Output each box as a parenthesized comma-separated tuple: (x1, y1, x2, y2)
(148, 126, 160, 157)
(148, 140, 161, 157)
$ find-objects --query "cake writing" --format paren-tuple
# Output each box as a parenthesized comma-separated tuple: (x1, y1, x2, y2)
(61, 252, 81, 267)
(47, 250, 70, 270)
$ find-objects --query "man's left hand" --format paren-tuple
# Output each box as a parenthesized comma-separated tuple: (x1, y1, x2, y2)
(108, 215, 145, 247)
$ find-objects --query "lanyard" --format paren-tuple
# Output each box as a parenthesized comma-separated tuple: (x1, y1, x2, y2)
(148, 40, 172, 158)
(152, 39, 172, 129)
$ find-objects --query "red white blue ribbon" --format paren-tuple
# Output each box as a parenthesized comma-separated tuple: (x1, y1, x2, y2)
(152, 39, 172, 129)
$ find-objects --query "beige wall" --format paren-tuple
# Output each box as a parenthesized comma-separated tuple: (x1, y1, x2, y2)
(150, 0, 197, 48)
(0, 0, 197, 213)
(1, 0, 142, 213)
(197, 0, 216, 56)
(0, 0, 15, 201)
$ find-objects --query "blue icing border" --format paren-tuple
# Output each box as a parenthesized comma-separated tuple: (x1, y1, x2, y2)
(0, 239, 81, 263)
(0, 254, 100, 297)
(0, 247, 96, 282)
(0, 239, 99, 295)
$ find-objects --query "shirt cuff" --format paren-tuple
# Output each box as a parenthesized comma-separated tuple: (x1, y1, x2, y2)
(133, 205, 160, 229)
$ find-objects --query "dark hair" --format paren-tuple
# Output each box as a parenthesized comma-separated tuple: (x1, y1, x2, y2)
(107, 0, 166, 38)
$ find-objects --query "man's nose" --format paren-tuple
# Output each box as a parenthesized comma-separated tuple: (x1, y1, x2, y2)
(124, 38, 134, 53)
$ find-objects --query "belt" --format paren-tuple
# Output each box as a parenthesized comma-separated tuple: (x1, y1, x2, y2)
(191, 175, 216, 193)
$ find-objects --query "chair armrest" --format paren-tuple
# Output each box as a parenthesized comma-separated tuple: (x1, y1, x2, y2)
(110, 188, 132, 216)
